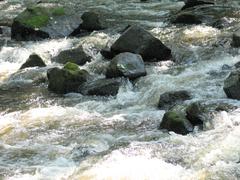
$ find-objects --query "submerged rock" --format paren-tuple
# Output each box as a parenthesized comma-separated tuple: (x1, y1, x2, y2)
(231, 30, 240, 48)
(20, 54, 46, 69)
(79, 78, 123, 96)
(181, 0, 214, 10)
(47, 62, 89, 94)
(106, 52, 147, 79)
(223, 70, 240, 100)
(186, 102, 205, 125)
(108, 25, 172, 62)
(52, 46, 91, 65)
(172, 13, 202, 24)
(159, 111, 193, 135)
(158, 90, 191, 109)
(11, 6, 81, 41)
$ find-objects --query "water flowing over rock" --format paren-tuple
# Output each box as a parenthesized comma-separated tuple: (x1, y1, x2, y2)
(108, 25, 172, 62)
(52, 46, 91, 65)
(223, 70, 240, 100)
(20, 54, 46, 69)
(11, 6, 81, 41)
(78, 78, 123, 96)
(47, 62, 89, 94)
(106, 52, 147, 79)
(158, 90, 191, 109)
(159, 111, 193, 135)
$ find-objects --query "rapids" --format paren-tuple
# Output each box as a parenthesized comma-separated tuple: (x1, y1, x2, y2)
(0, 0, 240, 179)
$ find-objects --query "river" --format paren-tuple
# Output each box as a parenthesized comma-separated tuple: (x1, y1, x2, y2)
(0, 0, 240, 179)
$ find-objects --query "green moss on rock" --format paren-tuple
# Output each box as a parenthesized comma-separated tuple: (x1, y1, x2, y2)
(16, 6, 65, 28)
(64, 62, 80, 72)
(52, 7, 65, 16)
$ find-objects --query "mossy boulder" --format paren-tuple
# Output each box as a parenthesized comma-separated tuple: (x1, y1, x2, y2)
(159, 111, 193, 135)
(106, 52, 147, 80)
(52, 46, 91, 66)
(223, 70, 240, 100)
(47, 62, 89, 94)
(11, 6, 82, 41)
(20, 53, 46, 69)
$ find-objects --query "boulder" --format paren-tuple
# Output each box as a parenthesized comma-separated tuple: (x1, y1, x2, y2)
(20, 54, 46, 69)
(47, 62, 89, 94)
(11, 6, 82, 41)
(70, 11, 104, 36)
(231, 30, 240, 48)
(78, 78, 122, 96)
(106, 52, 147, 79)
(80, 11, 104, 31)
(0, 27, 2, 34)
(181, 0, 214, 10)
(223, 70, 240, 100)
(52, 46, 91, 65)
(158, 90, 191, 109)
(159, 111, 193, 135)
(172, 13, 202, 24)
(186, 102, 205, 125)
(109, 25, 172, 62)
(100, 48, 116, 59)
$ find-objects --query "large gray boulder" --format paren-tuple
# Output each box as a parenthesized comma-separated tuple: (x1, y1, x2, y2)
(158, 90, 191, 109)
(20, 54, 46, 69)
(79, 78, 123, 96)
(11, 6, 82, 41)
(223, 70, 240, 100)
(52, 46, 91, 66)
(106, 52, 146, 79)
(108, 26, 172, 62)
(159, 111, 193, 135)
(47, 62, 89, 94)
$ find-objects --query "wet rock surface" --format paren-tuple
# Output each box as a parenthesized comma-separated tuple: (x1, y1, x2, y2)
(158, 90, 191, 110)
(78, 78, 123, 96)
(11, 6, 81, 41)
(159, 111, 193, 135)
(20, 54, 46, 69)
(47, 62, 89, 94)
(223, 70, 240, 100)
(106, 52, 147, 79)
(52, 46, 91, 65)
(109, 25, 172, 62)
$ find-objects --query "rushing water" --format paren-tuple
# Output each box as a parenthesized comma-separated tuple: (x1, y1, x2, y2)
(0, 0, 240, 179)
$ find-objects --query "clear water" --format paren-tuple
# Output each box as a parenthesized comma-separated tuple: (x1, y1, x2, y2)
(0, 0, 240, 179)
